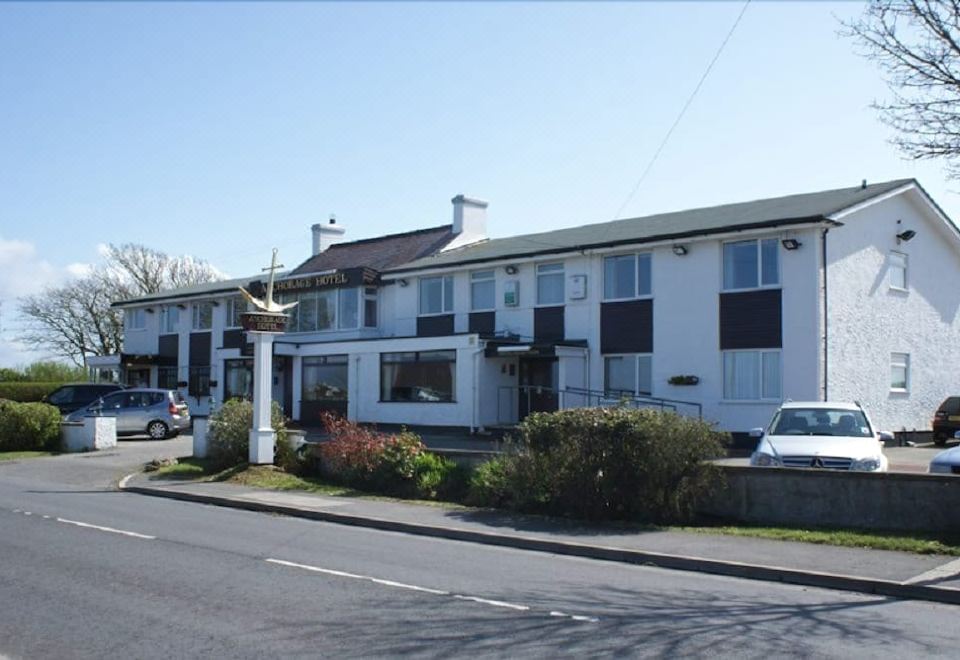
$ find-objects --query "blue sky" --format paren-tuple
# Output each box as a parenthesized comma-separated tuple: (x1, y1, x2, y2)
(0, 1, 954, 366)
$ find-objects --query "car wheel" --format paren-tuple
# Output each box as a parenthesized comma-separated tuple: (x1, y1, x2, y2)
(147, 421, 169, 440)
(934, 434, 947, 447)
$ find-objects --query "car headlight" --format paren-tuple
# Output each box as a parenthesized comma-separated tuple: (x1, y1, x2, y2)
(751, 452, 781, 467)
(851, 456, 883, 472)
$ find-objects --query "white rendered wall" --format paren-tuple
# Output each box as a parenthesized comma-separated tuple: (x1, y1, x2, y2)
(121, 306, 158, 355)
(826, 191, 960, 432)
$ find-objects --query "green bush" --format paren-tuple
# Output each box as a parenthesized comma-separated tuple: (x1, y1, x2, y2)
(470, 407, 727, 523)
(208, 399, 288, 469)
(0, 401, 62, 451)
(0, 382, 66, 403)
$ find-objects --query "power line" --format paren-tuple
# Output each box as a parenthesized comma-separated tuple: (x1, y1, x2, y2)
(612, 0, 752, 221)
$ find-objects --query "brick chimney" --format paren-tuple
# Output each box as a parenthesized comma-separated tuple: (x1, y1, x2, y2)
(311, 216, 347, 255)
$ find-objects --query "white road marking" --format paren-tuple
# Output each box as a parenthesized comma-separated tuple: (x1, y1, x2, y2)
(266, 558, 596, 622)
(903, 557, 960, 585)
(55, 518, 156, 540)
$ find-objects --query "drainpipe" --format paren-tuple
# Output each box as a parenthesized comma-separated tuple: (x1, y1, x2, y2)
(821, 227, 830, 401)
(471, 342, 485, 433)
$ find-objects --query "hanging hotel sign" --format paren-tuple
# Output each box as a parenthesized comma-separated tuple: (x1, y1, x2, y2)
(240, 312, 288, 334)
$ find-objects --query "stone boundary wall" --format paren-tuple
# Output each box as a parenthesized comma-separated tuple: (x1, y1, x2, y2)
(701, 466, 960, 533)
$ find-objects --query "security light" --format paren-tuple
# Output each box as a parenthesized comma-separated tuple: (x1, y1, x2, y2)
(671, 245, 688, 256)
(781, 238, 801, 250)
(896, 230, 916, 242)
(505, 265, 518, 274)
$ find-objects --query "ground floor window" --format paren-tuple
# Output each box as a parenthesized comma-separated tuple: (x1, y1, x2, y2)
(224, 359, 253, 401)
(125, 368, 150, 388)
(381, 350, 456, 402)
(302, 355, 348, 402)
(722, 350, 780, 400)
(189, 366, 211, 397)
(603, 354, 652, 396)
(890, 352, 910, 392)
(157, 367, 178, 390)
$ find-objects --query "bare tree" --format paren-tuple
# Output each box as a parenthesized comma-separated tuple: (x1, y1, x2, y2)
(18, 244, 222, 366)
(845, 1, 960, 176)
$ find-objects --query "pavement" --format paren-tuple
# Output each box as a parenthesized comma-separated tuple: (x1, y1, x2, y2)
(123, 450, 960, 606)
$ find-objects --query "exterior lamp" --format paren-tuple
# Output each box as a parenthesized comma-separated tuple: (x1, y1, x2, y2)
(672, 245, 688, 256)
(505, 265, 518, 274)
(397, 278, 409, 287)
(896, 230, 916, 243)
(781, 238, 801, 250)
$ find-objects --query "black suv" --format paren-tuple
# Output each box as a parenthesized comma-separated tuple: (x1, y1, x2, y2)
(43, 383, 125, 415)
(933, 396, 960, 446)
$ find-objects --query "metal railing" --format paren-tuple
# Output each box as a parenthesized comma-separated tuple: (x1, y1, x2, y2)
(496, 385, 702, 426)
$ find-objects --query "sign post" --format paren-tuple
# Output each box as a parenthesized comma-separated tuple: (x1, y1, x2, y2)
(238, 249, 297, 465)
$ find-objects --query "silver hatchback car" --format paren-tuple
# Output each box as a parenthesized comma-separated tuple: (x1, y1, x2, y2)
(65, 388, 190, 439)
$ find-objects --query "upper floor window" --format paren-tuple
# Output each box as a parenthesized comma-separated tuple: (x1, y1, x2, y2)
(192, 302, 213, 330)
(723, 238, 779, 291)
(471, 270, 496, 311)
(889, 251, 908, 291)
(604, 253, 652, 300)
(125, 308, 146, 331)
(226, 296, 246, 328)
(419, 275, 453, 315)
(537, 263, 565, 305)
(891, 352, 910, 392)
(160, 306, 179, 334)
(364, 287, 378, 328)
(280, 287, 364, 332)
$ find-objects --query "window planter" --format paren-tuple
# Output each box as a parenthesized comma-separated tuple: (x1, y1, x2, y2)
(668, 375, 700, 386)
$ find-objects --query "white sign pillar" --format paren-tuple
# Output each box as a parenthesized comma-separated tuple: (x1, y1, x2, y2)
(248, 331, 276, 464)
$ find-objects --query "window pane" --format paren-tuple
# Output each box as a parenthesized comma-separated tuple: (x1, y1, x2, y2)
(761, 239, 779, 286)
(637, 254, 652, 296)
(364, 295, 377, 328)
(723, 241, 758, 290)
(287, 294, 300, 332)
(471, 270, 495, 281)
(299, 292, 318, 331)
(317, 290, 337, 330)
(762, 351, 781, 399)
(193, 303, 212, 330)
(604, 356, 636, 394)
(723, 351, 760, 400)
(303, 357, 348, 401)
(890, 253, 907, 289)
(443, 276, 453, 312)
(537, 272, 564, 305)
(638, 355, 652, 395)
(604, 255, 635, 299)
(381, 352, 456, 402)
(471, 279, 495, 310)
(338, 288, 359, 329)
(891, 353, 909, 389)
(420, 277, 443, 315)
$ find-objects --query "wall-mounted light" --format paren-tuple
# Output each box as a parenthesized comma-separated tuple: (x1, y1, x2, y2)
(505, 265, 518, 274)
(176, 304, 186, 310)
(210, 301, 220, 307)
(145, 307, 155, 314)
(781, 238, 802, 250)
(671, 245, 688, 256)
(398, 278, 409, 287)
(896, 229, 916, 243)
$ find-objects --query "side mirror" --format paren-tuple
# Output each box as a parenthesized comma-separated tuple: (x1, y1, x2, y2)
(749, 427, 765, 438)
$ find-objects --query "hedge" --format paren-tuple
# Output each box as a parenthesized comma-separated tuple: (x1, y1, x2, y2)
(0, 382, 66, 403)
(0, 401, 62, 451)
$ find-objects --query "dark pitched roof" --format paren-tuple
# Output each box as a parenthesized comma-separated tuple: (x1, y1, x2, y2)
(290, 224, 455, 275)
(387, 179, 918, 273)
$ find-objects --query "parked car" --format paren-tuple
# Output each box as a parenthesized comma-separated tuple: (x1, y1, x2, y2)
(749, 401, 890, 472)
(932, 396, 960, 446)
(43, 383, 125, 415)
(65, 388, 190, 439)
(928, 433, 960, 474)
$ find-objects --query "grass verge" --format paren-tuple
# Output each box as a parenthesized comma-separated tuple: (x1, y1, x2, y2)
(0, 451, 56, 461)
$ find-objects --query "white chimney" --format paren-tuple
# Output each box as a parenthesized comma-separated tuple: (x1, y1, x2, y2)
(444, 194, 488, 251)
(312, 216, 347, 255)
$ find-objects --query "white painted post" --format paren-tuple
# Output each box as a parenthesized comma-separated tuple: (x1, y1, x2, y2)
(249, 331, 276, 464)
(192, 416, 209, 458)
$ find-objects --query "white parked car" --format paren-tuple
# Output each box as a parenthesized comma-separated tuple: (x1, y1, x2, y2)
(749, 401, 890, 472)
(928, 435, 960, 475)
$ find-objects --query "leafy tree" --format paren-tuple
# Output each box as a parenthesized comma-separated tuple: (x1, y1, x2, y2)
(18, 244, 222, 366)
(845, 1, 960, 177)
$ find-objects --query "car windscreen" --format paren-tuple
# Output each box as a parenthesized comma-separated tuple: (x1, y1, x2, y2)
(769, 408, 873, 437)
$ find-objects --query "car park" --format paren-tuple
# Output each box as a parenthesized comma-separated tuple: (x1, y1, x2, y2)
(749, 401, 890, 472)
(64, 388, 190, 439)
(43, 383, 125, 416)
(932, 396, 960, 446)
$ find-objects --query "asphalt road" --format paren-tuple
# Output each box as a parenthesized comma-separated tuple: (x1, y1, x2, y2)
(0, 440, 959, 658)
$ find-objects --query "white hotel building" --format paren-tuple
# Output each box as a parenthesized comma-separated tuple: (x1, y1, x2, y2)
(111, 179, 960, 437)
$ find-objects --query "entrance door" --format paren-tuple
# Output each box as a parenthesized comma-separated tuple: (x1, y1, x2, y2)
(518, 357, 558, 419)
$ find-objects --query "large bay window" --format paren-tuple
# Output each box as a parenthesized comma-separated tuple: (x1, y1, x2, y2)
(279, 287, 366, 332)
(536, 263, 565, 305)
(723, 239, 779, 290)
(381, 350, 456, 403)
(419, 276, 454, 315)
(603, 253, 652, 300)
(722, 350, 781, 400)
(604, 354, 653, 396)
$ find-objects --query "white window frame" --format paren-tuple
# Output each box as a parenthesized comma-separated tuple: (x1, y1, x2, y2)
(470, 270, 496, 311)
(722, 349, 782, 401)
(889, 251, 908, 292)
(418, 275, 454, 316)
(192, 302, 213, 331)
(722, 238, 780, 292)
(603, 252, 653, 301)
(160, 306, 179, 334)
(603, 353, 653, 397)
(536, 262, 565, 306)
(225, 297, 245, 329)
(890, 352, 910, 393)
(125, 308, 146, 331)
(363, 287, 378, 328)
